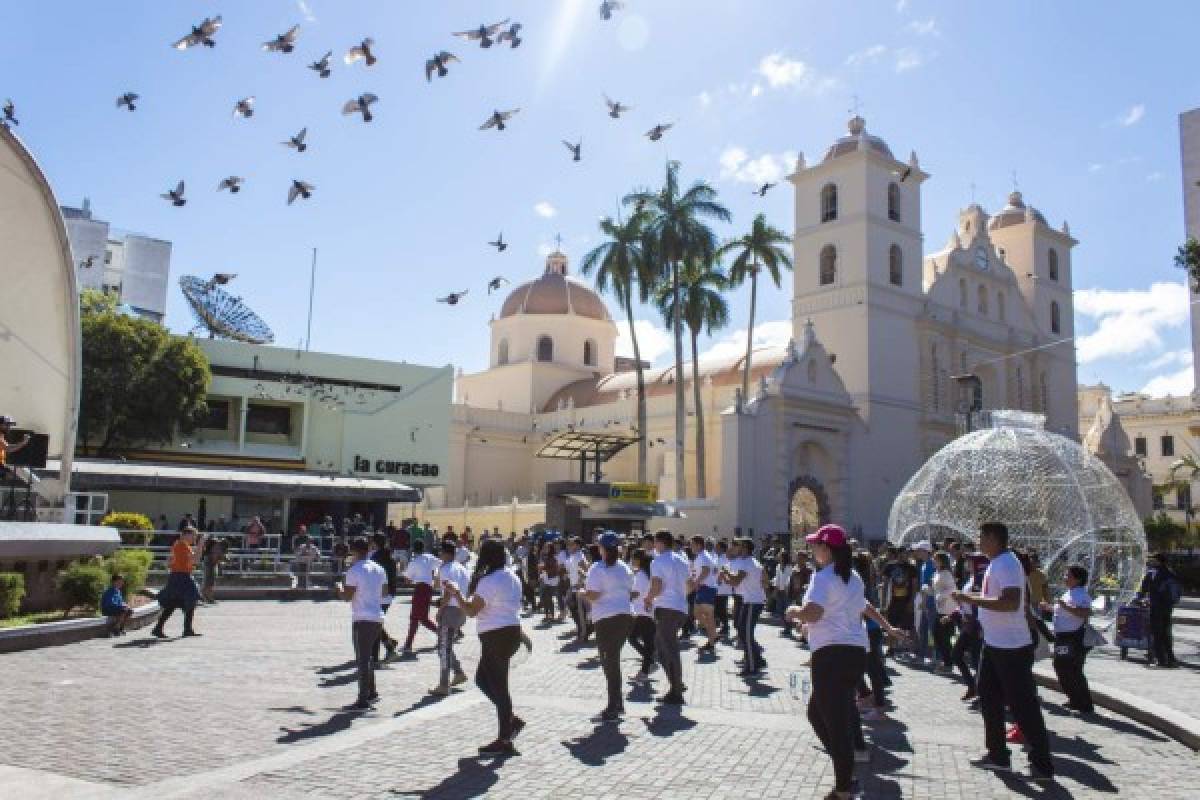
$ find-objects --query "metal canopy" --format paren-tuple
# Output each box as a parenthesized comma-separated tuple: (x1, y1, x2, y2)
(535, 431, 640, 463)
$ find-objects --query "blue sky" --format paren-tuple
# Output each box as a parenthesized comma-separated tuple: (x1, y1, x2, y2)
(5, 1, 1199, 395)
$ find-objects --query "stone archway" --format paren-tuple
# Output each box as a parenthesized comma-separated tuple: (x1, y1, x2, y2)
(788, 475, 830, 552)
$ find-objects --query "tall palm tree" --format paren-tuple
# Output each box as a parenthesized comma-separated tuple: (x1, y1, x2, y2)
(625, 161, 730, 499)
(718, 213, 793, 400)
(580, 211, 654, 482)
(655, 257, 729, 498)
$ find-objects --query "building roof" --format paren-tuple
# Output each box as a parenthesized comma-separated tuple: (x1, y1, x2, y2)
(822, 116, 895, 162)
(498, 251, 611, 322)
(987, 191, 1047, 231)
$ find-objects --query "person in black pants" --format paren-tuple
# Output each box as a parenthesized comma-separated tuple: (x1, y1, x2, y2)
(1137, 553, 1180, 668)
(628, 548, 658, 679)
(1045, 565, 1094, 713)
(581, 532, 635, 720)
(370, 533, 400, 664)
(643, 531, 691, 705)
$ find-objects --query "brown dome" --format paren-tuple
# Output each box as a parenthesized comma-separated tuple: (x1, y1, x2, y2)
(498, 251, 612, 322)
(822, 116, 894, 163)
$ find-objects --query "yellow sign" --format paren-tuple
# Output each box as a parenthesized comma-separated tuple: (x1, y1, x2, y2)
(609, 483, 658, 503)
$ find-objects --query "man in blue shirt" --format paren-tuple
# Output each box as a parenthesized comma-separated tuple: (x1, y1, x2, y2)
(101, 574, 134, 636)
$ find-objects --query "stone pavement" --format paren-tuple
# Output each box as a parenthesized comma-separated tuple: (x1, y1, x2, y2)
(0, 600, 1196, 800)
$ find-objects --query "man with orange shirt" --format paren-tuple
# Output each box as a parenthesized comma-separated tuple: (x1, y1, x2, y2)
(152, 527, 205, 638)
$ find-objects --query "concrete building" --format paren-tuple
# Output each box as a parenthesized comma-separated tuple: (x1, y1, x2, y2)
(61, 198, 171, 322)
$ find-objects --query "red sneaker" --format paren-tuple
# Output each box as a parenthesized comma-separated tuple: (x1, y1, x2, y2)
(1006, 724, 1024, 744)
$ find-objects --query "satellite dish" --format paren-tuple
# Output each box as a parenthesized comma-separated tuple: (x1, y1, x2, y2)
(180, 275, 275, 344)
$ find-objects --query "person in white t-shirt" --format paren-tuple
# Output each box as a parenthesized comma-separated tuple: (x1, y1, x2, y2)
(723, 537, 769, 676)
(954, 522, 1053, 782)
(581, 531, 634, 720)
(554, 541, 571, 621)
(628, 548, 658, 681)
(336, 537, 388, 711)
(564, 537, 590, 640)
(429, 540, 471, 696)
(455, 539, 472, 567)
(715, 540, 734, 639)
(644, 530, 691, 704)
(1043, 564, 1094, 714)
(688, 536, 720, 652)
(401, 540, 440, 653)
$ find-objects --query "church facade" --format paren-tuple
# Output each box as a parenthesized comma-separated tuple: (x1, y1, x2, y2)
(430, 117, 1080, 540)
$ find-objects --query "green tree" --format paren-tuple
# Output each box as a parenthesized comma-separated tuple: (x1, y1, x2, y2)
(1175, 237, 1200, 292)
(654, 257, 729, 498)
(80, 303, 211, 456)
(581, 211, 655, 482)
(718, 213, 793, 400)
(625, 161, 731, 498)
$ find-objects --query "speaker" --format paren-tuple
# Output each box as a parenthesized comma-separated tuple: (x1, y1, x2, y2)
(7, 430, 48, 468)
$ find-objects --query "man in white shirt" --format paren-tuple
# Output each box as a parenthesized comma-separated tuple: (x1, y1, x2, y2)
(564, 537, 590, 640)
(954, 522, 1053, 782)
(430, 540, 471, 695)
(455, 538, 472, 567)
(689, 536, 720, 652)
(336, 537, 388, 710)
(715, 540, 734, 639)
(401, 539, 440, 653)
(644, 530, 691, 704)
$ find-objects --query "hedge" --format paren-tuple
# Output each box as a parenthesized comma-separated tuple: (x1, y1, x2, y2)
(106, 549, 152, 596)
(57, 562, 110, 613)
(0, 573, 24, 619)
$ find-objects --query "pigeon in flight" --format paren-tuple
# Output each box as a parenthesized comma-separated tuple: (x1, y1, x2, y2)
(233, 97, 255, 118)
(344, 38, 377, 66)
(208, 273, 237, 287)
(263, 25, 300, 54)
(645, 123, 673, 141)
(287, 180, 315, 205)
(488, 233, 508, 252)
(161, 180, 186, 207)
(754, 182, 776, 197)
(453, 20, 509, 48)
(480, 108, 519, 131)
(283, 127, 308, 152)
(497, 23, 523, 49)
(563, 139, 582, 162)
(79, 255, 96, 269)
(342, 94, 378, 122)
(173, 16, 223, 50)
(425, 51, 460, 81)
(892, 164, 914, 182)
(603, 94, 631, 119)
(116, 92, 139, 112)
(309, 51, 333, 78)
(217, 176, 244, 193)
(2, 99, 17, 126)
(487, 276, 510, 294)
(599, 1, 625, 20)
(437, 290, 469, 305)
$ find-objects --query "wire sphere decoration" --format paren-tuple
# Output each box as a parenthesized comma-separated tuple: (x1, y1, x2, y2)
(180, 275, 274, 344)
(887, 411, 1147, 619)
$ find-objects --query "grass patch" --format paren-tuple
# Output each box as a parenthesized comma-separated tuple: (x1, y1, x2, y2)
(0, 609, 98, 629)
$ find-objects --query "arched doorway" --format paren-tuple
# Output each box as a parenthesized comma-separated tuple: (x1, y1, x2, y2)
(788, 475, 830, 553)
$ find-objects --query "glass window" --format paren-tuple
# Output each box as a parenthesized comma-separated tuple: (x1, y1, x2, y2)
(200, 400, 230, 430)
(537, 335, 553, 363)
(497, 339, 509, 366)
(583, 339, 596, 366)
(1177, 484, 1191, 511)
(1162, 435, 1175, 457)
(977, 284, 988, 315)
(1050, 301, 1061, 334)
(246, 404, 291, 435)
(1048, 248, 1059, 281)
(820, 183, 838, 223)
(889, 245, 902, 286)
(958, 278, 967, 308)
(887, 182, 900, 222)
(1134, 436, 1147, 457)
(819, 245, 837, 285)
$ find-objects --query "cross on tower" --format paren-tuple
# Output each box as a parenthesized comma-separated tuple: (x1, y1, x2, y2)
(848, 95, 864, 116)
(554, 233, 564, 251)
(1011, 170, 1020, 193)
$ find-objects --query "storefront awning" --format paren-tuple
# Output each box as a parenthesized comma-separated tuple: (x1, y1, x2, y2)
(42, 460, 421, 503)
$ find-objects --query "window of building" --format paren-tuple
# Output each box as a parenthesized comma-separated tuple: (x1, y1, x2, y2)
(958, 278, 967, 309)
(537, 335, 554, 363)
(497, 339, 509, 366)
(887, 182, 901, 222)
(1161, 435, 1175, 458)
(104, 250, 113, 265)
(200, 399, 230, 430)
(246, 404, 291, 435)
(1153, 491, 1164, 511)
(820, 183, 838, 223)
(977, 284, 988, 315)
(888, 244, 903, 286)
(1050, 301, 1061, 334)
(1048, 248, 1059, 282)
(583, 339, 596, 366)
(997, 290, 1006, 322)
(1177, 484, 1191, 511)
(819, 245, 837, 285)
(1134, 436, 1147, 457)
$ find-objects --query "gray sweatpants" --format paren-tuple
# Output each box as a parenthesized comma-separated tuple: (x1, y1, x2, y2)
(654, 608, 687, 693)
(351, 620, 382, 703)
(437, 605, 466, 686)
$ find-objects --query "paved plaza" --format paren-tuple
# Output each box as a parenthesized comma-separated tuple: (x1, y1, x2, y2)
(0, 600, 1196, 800)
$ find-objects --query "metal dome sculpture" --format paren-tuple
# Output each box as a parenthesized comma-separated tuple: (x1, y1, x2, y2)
(887, 411, 1147, 616)
(180, 274, 274, 344)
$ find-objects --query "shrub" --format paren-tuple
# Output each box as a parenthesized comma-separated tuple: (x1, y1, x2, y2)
(106, 549, 153, 596)
(0, 573, 25, 619)
(57, 562, 110, 613)
(100, 511, 154, 531)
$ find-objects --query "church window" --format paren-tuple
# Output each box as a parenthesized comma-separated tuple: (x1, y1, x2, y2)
(977, 284, 988, 315)
(1134, 436, 1147, 457)
(888, 245, 903, 286)
(807, 358, 817, 383)
(997, 291, 1006, 322)
(887, 182, 901, 222)
(820, 183, 838, 223)
(537, 335, 554, 362)
(1048, 248, 1060, 282)
(497, 339, 509, 366)
(958, 278, 967, 309)
(1050, 301, 1061, 334)
(583, 339, 596, 367)
(819, 245, 837, 285)
(1162, 435, 1176, 458)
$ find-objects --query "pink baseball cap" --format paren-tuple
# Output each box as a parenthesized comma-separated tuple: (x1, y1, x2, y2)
(806, 524, 847, 548)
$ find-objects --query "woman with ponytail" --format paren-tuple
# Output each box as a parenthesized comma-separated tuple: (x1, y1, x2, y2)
(580, 531, 635, 720)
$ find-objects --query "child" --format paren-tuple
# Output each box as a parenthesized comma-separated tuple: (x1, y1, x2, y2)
(101, 574, 134, 636)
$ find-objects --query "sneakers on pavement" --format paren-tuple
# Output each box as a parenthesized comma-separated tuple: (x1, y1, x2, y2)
(970, 754, 1012, 773)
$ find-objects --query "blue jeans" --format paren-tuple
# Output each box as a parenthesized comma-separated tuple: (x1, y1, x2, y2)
(916, 595, 936, 660)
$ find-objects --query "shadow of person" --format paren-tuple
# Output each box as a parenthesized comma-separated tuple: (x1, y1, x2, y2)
(1045, 703, 1167, 743)
(408, 756, 505, 798)
(392, 694, 445, 717)
(642, 706, 698, 737)
(318, 671, 359, 688)
(575, 655, 601, 670)
(562, 723, 631, 766)
(267, 706, 317, 716)
(276, 709, 364, 744)
(742, 676, 780, 697)
(626, 682, 654, 704)
(313, 660, 357, 675)
(113, 637, 172, 648)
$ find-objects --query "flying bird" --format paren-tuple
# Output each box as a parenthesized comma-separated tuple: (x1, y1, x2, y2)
(488, 233, 508, 252)
(599, 1, 625, 20)
(161, 180, 186, 207)
(217, 176, 244, 193)
(173, 16, 223, 50)
(2, 99, 17, 126)
(425, 51, 460, 81)
(208, 273, 237, 287)
(479, 108, 519, 131)
(645, 123, 673, 141)
(287, 180, 315, 205)
(233, 97, 255, 118)
(497, 23, 523, 49)
(754, 182, 776, 197)
(453, 19, 509, 48)
(79, 255, 96, 269)
(487, 276, 509, 293)
(283, 127, 308, 152)
(309, 50, 333, 78)
(263, 25, 300, 54)
(437, 290, 469, 305)
(116, 92, 139, 112)
(603, 94, 631, 119)
(344, 38, 377, 67)
(893, 164, 914, 182)
(563, 139, 582, 162)
(342, 94, 378, 122)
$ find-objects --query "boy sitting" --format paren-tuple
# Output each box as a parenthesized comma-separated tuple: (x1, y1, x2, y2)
(101, 574, 134, 636)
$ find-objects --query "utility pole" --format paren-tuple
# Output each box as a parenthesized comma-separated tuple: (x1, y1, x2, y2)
(305, 247, 317, 351)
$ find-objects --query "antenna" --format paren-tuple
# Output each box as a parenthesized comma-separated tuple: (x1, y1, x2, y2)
(849, 94, 864, 116)
(306, 247, 317, 352)
(1011, 169, 1020, 193)
(180, 276, 274, 344)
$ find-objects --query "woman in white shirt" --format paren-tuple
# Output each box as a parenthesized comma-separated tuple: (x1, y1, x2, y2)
(724, 538, 769, 676)
(581, 531, 635, 720)
(444, 539, 526, 757)
(627, 548, 657, 681)
(931, 551, 958, 673)
(1043, 564, 1094, 714)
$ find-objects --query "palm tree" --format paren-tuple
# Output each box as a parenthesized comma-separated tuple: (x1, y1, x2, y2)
(625, 161, 731, 499)
(1169, 455, 1200, 533)
(580, 211, 654, 482)
(655, 257, 729, 498)
(718, 213, 793, 400)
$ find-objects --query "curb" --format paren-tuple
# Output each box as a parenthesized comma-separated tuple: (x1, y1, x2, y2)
(1033, 667, 1200, 751)
(0, 601, 160, 654)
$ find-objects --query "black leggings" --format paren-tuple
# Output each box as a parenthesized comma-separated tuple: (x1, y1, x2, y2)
(628, 615, 657, 671)
(595, 614, 633, 710)
(477, 626, 521, 741)
(154, 604, 195, 635)
(808, 645, 866, 793)
(933, 613, 954, 668)
(715, 594, 730, 633)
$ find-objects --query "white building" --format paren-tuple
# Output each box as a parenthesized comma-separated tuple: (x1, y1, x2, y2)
(61, 198, 171, 322)
(437, 116, 1082, 540)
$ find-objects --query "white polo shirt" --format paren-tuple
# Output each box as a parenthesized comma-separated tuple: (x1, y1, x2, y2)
(978, 550, 1033, 649)
(650, 550, 691, 613)
(585, 561, 634, 622)
(344, 558, 387, 623)
(404, 552, 439, 586)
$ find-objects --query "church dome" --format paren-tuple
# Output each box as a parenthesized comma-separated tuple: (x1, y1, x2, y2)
(498, 251, 612, 322)
(988, 190, 1046, 231)
(822, 116, 894, 162)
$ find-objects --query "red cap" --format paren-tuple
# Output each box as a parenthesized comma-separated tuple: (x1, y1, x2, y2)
(806, 524, 847, 548)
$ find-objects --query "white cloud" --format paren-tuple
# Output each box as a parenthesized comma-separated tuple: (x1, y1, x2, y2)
(895, 0, 910, 12)
(296, 0, 316, 22)
(1147, 171, 1164, 182)
(699, 320, 794, 363)
(846, 44, 887, 67)
(758, 53, 808, 88)
(1146, 349, 1193, 370)
(534, 201, 557, 218)
(894, 47, 926, 72)
(750, 83, 764, 98)
(1074, 282, 1191, 364)
(697, 90, 712, 107)
(1118, 104, 1145, 126)
(616, 319, 674, 365)
(1142, 360, 1194, 397)
(719, 146, 797, 186)
(906, 18, 940, 36)
(1087, 163, 1104, 173)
